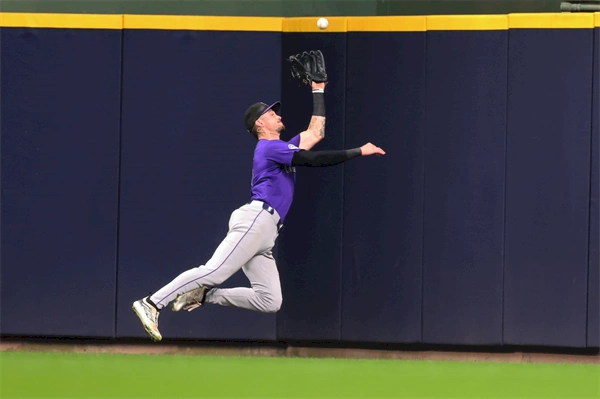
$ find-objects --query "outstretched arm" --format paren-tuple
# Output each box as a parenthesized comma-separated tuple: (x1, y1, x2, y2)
(291, 143, 386, 167)
(298, 82, 326, 151)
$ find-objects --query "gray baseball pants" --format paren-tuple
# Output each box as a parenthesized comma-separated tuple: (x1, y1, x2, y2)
(149, 200, 283, 313)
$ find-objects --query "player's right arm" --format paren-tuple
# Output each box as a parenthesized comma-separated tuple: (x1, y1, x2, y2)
(298, 82, 326, 151)
(291, 143, 386, 167)
(264, 139, 385, 168)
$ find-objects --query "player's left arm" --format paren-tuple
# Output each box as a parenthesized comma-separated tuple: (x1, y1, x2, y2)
(298, 81, 326, 151)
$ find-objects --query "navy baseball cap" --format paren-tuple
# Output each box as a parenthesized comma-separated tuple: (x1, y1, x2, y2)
(244, 101, 281, 132)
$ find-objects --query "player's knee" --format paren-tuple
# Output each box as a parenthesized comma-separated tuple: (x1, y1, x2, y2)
(269, 293, 282, 313)
(257, 291, 282, 313)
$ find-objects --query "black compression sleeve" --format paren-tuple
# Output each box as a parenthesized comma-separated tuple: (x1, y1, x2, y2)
(291, 148, 362, 167)
(312, 91, 325, 117)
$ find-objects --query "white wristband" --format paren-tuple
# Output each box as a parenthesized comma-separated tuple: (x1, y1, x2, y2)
(312, 88, 325, 94)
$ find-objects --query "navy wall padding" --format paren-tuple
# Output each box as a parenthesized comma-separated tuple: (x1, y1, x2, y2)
(504, 28, 593, 347)
(116, 30, 281, 340)
(276, 33, 346, 341)
(588, 26, 599, 348)
(421, 30, 507, 345)
(2, 23, 598, 349)
(0, 28, 121, 337)
(341, 32, 425, 344)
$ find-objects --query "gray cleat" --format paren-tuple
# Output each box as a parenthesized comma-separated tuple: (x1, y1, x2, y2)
(171, 285, 209, 312)
(132, 297, 162, 342)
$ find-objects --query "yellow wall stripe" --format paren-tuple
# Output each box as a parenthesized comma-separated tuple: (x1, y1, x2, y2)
(346, 16, 426, 32)
(283, 17, 347, 33)
(1, 12, 598, 31)
(0, 12, 123, 29)
(509, 13, 594, 28)
(427, 15, 508, 31)
(123, 15, 282, 31)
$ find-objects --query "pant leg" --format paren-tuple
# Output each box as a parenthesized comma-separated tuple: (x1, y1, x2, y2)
(205, 250, 282, 313)
(149, 204, 277, 309)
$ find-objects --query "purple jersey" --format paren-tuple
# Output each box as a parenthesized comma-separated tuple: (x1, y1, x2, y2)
(250, 134, 301, 221)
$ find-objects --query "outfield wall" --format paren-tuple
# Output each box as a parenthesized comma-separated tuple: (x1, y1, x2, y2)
(1, 12, 598, 349)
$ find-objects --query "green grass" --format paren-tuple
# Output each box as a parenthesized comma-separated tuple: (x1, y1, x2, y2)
(0, 351, 598, 398)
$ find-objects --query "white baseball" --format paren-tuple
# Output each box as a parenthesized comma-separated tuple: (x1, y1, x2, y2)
(317, 17, 329, 30)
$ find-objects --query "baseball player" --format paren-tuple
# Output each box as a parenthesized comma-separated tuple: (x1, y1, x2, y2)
(132, 50, 385, 341)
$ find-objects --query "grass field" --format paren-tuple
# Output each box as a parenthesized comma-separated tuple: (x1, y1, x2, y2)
(0, 351, 598, 398)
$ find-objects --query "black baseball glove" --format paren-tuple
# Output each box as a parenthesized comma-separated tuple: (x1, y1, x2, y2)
(287, 50, 328, 86)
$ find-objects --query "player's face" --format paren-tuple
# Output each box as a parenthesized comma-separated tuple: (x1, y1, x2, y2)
(259, 110, 285, 134)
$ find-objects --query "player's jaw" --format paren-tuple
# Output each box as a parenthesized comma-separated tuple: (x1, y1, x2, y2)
(277, 120, 285, 134)
(266, 117, 285, 136)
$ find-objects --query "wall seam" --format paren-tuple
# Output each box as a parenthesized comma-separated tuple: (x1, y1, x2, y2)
(113, 15, 125, 339)
(501, 23, 510, 346)
(339, 19, 349, 343)
(420, 18, 429, 344)
(585, 26, 597, 347)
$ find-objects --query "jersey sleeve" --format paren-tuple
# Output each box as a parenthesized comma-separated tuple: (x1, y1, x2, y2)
(288, 134, 301, 147)
(264, 140, 301, 166)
